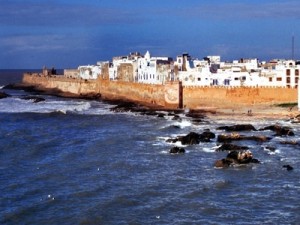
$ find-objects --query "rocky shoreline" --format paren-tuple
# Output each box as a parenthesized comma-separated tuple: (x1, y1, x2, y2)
(2, 82, 299, 170)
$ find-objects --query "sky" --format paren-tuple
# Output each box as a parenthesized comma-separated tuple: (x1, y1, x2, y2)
(0, 0, 300, 69)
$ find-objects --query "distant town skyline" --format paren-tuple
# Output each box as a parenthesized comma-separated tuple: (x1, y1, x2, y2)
(0, 0, 299, 69)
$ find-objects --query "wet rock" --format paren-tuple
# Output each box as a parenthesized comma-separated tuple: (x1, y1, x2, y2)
(166, 130, 216, 145)
(214, 150, 260, 168)
(21, 96, 45, 103)
(214, 159, 231, 168)
(169, 147, 185, 154)
(283, 165, 294, 171)
(185, 110, 206, 119)
(0, 91, 11, 99)
(216, 143, 249, 151)
(217, 124, 257, 132)
(290, 114, 300, 123)
(259, 125, 294, 136)
(200, 130, 216, 140)
(109, 102, 138, 113)
(79, 93, 101, 100)
(265, 146, 276, 152)
(172, 115, 182, 122)
(280, 140, 299, 146)
(191, 118, 204, 124)
(157, 113, 165, 118)
(179, 132, 202, 145)
(217, 133, 271, 143)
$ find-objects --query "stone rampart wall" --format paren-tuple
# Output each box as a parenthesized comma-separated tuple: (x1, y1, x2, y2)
(96, 79, 179, 107)
(22, 74, 297, 109)
(23, 74, 97, 95)
(22, 74, 180, 108)
(183, 86, 297, 108)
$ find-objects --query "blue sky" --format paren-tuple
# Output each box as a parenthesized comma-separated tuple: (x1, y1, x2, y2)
(0, 0, 299, 69)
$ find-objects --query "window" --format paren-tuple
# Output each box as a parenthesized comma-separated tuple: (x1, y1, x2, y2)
(286, 69, 291, 76)
(296, 77, 299, 84)
(287, 77, 290, 83)
(276, 77, 282, 81)
(269, 77, 273, 82)
(197, 77, 201, 81)
(234, 77, 239, 81)
(296, 69, 299, 76)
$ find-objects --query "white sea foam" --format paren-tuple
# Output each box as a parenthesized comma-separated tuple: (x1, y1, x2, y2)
(0, 97, 93, 114)
(202, 147, 215, 153)
(174, 120, 192, 128)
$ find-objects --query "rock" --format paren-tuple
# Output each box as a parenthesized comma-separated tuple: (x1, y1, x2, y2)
(0, 91, 11, 99)
(200, 130, 216, 140)
(166, 131, 216, 145)
(259, 125, 294, 136)
(280, 140, 299, 145)
(216, 143, 249, 151)
(169, 147, 185, 154)
(214, 150, 260, 168)
(217, 133, 271, 143)
(21, 96, 45, 103)
(265, 146, 276, 152)
(179, 132, 202, 145)
(217, 124, 257, 132)
(214, 159, 231, 168)
(185, 110, 206, 119)
(172, 115, 181, 121)
(283, 165, 294, 171)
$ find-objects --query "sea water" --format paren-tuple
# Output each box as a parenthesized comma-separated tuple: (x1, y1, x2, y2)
(0, 70, 300, 224)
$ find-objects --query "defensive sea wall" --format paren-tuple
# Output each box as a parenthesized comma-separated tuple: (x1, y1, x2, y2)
(183, 86, 298, 109)
(22, 73, 97, 96)
(22, 74, 181, 108)
(22, 73, 298, 109)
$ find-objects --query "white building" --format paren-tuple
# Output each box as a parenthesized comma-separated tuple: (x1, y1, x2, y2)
(137, 51, 172, 84)
(78, 65, 102, 80)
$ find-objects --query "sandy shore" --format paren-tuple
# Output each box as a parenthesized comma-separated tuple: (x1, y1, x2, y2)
(199, 104, 299, 121)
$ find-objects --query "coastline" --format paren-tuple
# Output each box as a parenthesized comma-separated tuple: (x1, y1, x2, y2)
(4, 82, 299, 122)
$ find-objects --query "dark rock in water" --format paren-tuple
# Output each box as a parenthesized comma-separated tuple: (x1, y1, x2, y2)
(3, 83, 41, 93)
(0, 91, 11, 99)
(191, 118, 204, 124)
(200, 131, 216, 141)
(185, 110, 206, 119)
(216, 143, 249, 151)
(217, 124, 257, 132)
(166, 130, 216, 145)
(280, 140, 299, 146)
(172, 115, 181, 121)
(169, 147, 185, 154)
(217, 133, 271, 143)
(179, 132, 202, 145)
(214, 159, 231, 168)
(259, 125, 294, 136)
(21, 96, 45, 103)
(265, 146, 276, 152)
(283, 165, 294, 171)
(215, 150, 260, 168)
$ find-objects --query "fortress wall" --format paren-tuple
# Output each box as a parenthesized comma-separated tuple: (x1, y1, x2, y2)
(22, 74, 180, 108)
(22, 74, 97, 95)
(183, 86, 297, 108)
(22, 74, 297, 109)
(97, 79, 180, 108)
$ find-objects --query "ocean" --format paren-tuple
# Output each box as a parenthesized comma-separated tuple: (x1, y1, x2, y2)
(0, 70, 300, 224)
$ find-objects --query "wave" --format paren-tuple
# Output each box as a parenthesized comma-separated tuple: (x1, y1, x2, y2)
(0, 97, 97, 114)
